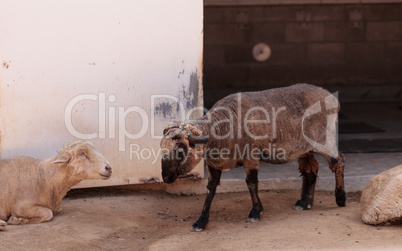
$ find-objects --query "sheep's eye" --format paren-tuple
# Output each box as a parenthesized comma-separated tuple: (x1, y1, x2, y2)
(79, 151, 89, 159)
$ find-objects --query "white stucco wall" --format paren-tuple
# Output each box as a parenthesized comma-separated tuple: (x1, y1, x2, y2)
(0, 0, 204, 187)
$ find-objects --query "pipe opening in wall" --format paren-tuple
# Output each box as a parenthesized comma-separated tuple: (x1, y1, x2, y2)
(252, 43, 271, 62)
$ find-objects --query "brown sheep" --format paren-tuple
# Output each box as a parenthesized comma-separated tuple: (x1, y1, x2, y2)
(0, 141, 112, 231)
(360, 164, 402, 225)
(160, 84, 346, 231)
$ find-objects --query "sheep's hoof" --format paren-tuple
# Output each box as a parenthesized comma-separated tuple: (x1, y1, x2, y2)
(0, 220, 6, 231)
(7, 216, 24, 225)
(335, 189, 346, 207)
(191, 219, 207, 232)
(247, 217, 260, 223)
(248, 209, 262, 221)
(191, 223, 205, 232)
(191, 226, 204, 232)
(294, 200, 312, 210)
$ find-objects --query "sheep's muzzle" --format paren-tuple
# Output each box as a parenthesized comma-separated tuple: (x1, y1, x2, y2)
(99, 164, 112, 179)
(162, 165, 178, 183)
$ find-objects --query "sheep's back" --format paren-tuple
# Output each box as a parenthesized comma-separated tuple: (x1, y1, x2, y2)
(208, 84, 336, 157)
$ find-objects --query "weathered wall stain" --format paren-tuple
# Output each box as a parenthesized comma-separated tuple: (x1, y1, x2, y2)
(154, 70, 201, 120)
(186, 72, 199, 110)
(179, 71, 199, 111)
(154, 102, 173, 118)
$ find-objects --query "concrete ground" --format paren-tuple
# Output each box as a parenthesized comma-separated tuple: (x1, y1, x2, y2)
(2, 189, 401, 251)
(339, 101, 402, 140)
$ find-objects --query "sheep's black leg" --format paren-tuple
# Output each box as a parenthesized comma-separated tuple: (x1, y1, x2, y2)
(331, 152, 346, 207)
(294, 153, 319, 210)
(191, 165, 221, 232)
(321, 152, 346, 207)
(245, 167, 263, 222)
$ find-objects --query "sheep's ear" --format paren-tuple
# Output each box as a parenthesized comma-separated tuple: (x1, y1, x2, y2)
(188, 134, 209, 146)
(51, 154, 71, 164)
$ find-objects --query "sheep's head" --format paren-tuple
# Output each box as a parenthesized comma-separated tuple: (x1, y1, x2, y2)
(51, 141, 112, 180)
(160, 123, 209, 183)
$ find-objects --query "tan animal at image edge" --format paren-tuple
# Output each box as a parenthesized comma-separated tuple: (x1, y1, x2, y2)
(0, 141, 112, 231)
(360, 164, 402, 225)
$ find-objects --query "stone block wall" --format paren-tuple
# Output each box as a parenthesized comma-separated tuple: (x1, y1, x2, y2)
(203, 3, 402, 107)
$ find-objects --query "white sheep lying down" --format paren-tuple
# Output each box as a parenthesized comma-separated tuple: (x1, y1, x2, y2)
(360, 164, 402, 225)
(0, 141, 112, 231)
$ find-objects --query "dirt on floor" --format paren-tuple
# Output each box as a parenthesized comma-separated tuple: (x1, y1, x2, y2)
(0, 188, 401, 251)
